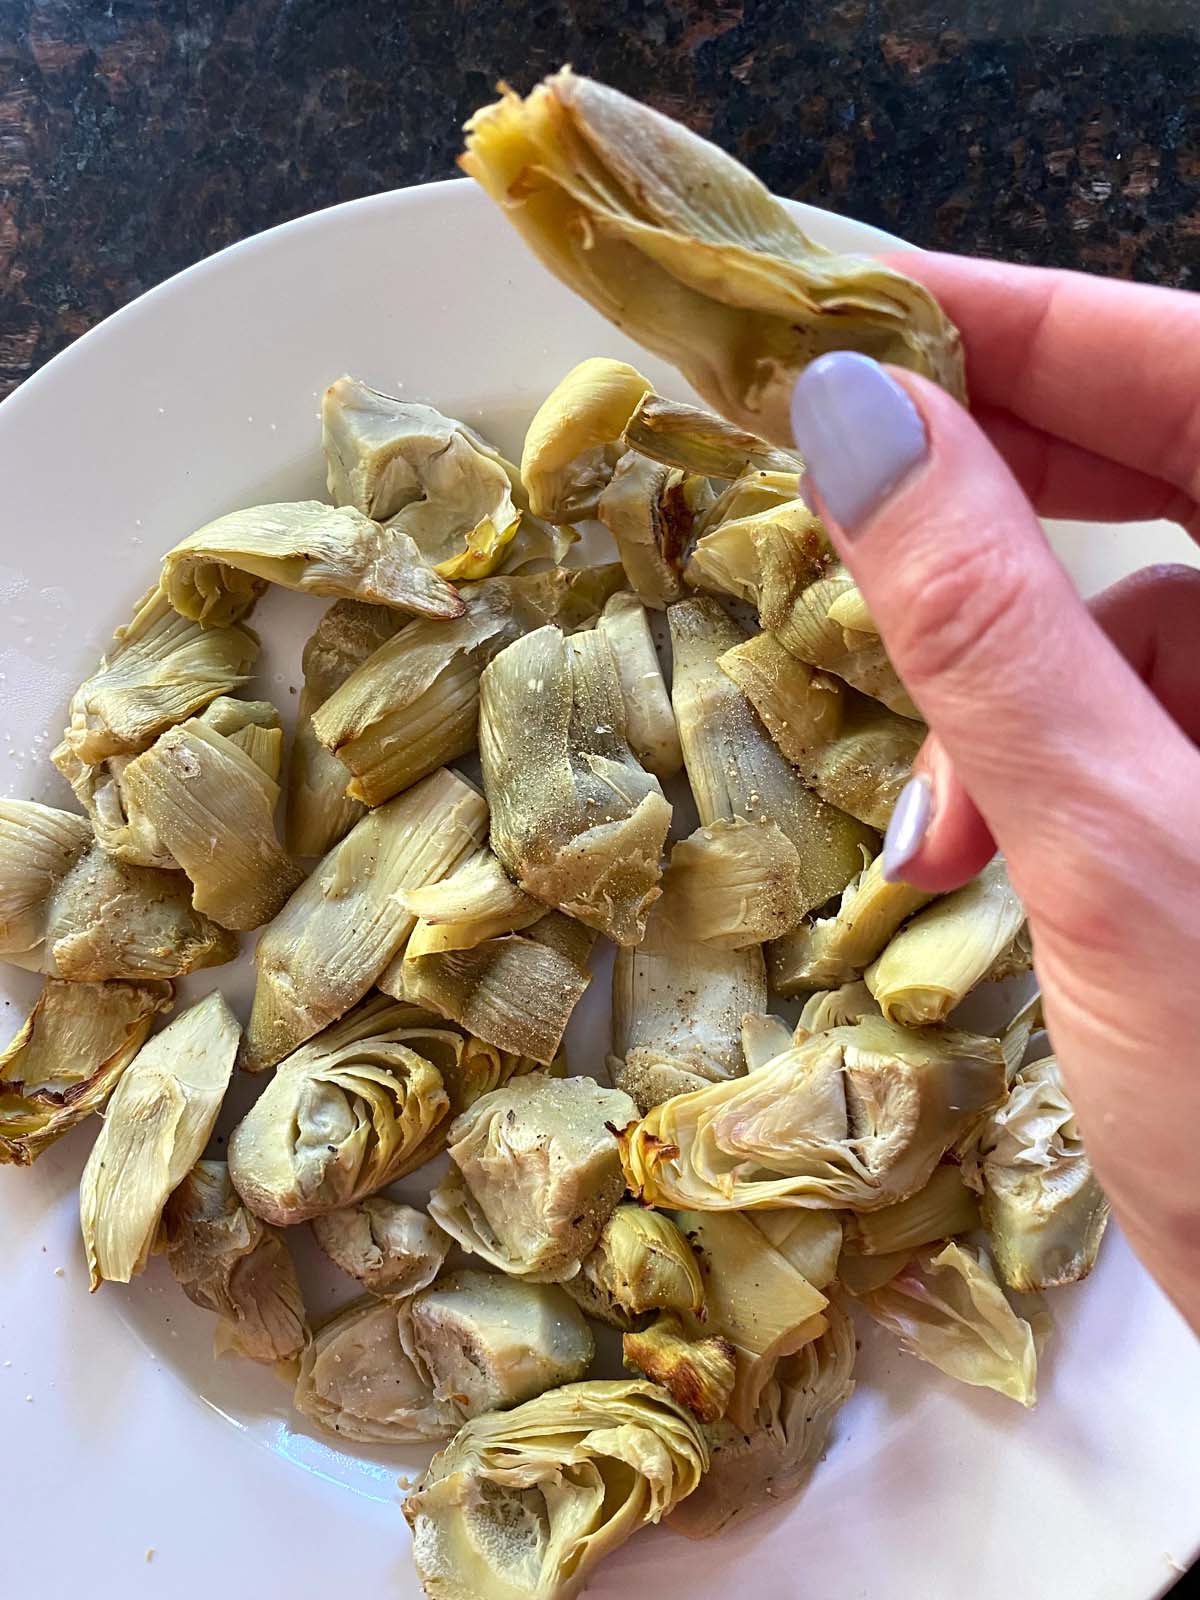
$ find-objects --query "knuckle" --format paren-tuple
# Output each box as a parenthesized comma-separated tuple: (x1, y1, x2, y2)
(883, 538, 1034, 694)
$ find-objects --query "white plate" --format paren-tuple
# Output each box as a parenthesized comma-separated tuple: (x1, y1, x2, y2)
(1, 179, 1198, 1600)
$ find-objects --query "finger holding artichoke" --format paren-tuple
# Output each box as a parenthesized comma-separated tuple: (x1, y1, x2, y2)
(403, 1379, 706, 1600)
(311, 1198, 452, 1296)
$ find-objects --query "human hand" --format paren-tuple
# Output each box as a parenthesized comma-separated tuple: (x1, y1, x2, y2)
(787, 254, 1200, 1333)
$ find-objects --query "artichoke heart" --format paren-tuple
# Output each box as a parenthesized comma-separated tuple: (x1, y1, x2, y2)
(479, 622, 672, 946)
(595, 591, 682, 779)
(118, 707, 304, 930)
(796, 980, 881, 1031)
(79, 991, 239, 1288)
(241, 766, 487, 1073)
(771, 853, 935, 997)
(50, 582, 259, 773)
(663, 817, 813, 949)
(719, 632, 923, 830)
(461, 69, 964, 447)
(0, 977, 174, 1166)
(311, 566, 623, 809)
(970, 1054, 1110, 1292)
(406, 1269, 594, 1416)
(596, 451, 709, 610)
(228, 995, 456, 1225)
(865, 856, 1026, 1027)
(685, 488, 825, 606)
(748, 1209, 843, 1290)
(312, 1199, 451, 1296)
(161, 500, 464, 627)
(610, 884, 766, 1113)
(669, 1297, 856, 1539)
(403, 1379, 706, 1600)
(0, 799, 93, 968)
(620, 1015, 1006, 1212)
(842, 1162, 980, 1257)
(860, 1242, 1042, 1406)
(385, 910, 594, 1067)
(295, 1297, 462, 1444)
(623, 392, 802, 478)
(669, 597, 876, 922)
(520, 356, 653, 521)
(565, 1203, 704, 1328)
(164, 1159, 307, 1363)
(623, 1313, 736, 1424)
(400, 847, 544, 958)
(286, 599, 401, 858)
(428, 1072, 636, 1282)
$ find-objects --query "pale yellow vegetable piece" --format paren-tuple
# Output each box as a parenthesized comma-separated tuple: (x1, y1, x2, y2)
(311, 1199, 451, 1296)
(387, 910, 593, 1067)
(865, 855, 1026, 1026)
(669, 596, 876, 920)
(859, 1242, 1041, 1406)
(623, 392, 803, 478)
(837, 1248, 914, 1298)
(462, 69, 964, 447)
(771, 853, 934, 996)
(311, 567, 623, 808)
(0, 799, 94, 967)
(428, 1072, 636, 1282)
(79, 991, 239, 1289)
(406, 1269, 594, 1416)
(400, 847, 543, 957)
(663, 817, 811, 949)
(719, 632, 923, 829)
(795, 979, 882, 1031)
(749, 1209, 843, 1290)
(669, 1297, 855, 1539)
(676, 1209, 828, 1432)
(161, 500, 464, 627)
(686, 487, 824, 605)
(294, 1297, 461, 1444)
(0, 977, 173, 1166)
(595, 591, 682, 778)
(164, 1159, 307, 1364)
(565, 1203, 704, 1329)
(623, 1313, 736, 1424)
(697, 467, 803, 531)
(621, 1015, 1006, 1211)
(479, 623, 671, 946)
(520, 356, 652, 520)
(286, 599, 401, 857)
(241, 767, 486, 1072)
(740, 1010, 797, 1071)
(843, 1162, 980, 1256)
(596, 451, 708, 609)
(403, 1379, 706, 1600)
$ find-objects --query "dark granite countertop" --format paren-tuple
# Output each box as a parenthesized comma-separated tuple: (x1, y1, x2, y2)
(2, 0, 1200, 398)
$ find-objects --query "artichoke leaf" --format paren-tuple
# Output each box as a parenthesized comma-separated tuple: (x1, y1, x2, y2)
(771, 853, 934, 996)
(401, 847, 544, 957)
(623, 1313, 736, 1424)
(685, 492, 827, 607)
(565, 1203, 704, 1328)
(622, 392, 803, 478)
(520, 356, 653, 521)
(595, 591, 682, 778)
(842, 1162, 980, 1256)
(748, 1209, 843, 1290)
(312, 1198, 451, 1295)
(795, 980, 882, 1032)
(596, 451, 708, 610)
(663, 817, 811, 949)
(0, 799, 94, 967)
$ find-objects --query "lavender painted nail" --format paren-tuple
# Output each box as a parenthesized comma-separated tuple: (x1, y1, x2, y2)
(882, 774, 933, 882)
(790, 352, 927, 532)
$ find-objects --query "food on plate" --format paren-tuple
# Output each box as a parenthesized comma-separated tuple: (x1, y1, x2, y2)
(595, 450, 708, 609)
(842, 1161, 981, 1257)
(771, 853, 934, 996)
(520, 356, 653, 521)
(748, 1208, 844, 1290)
(622, 392, 804, 479)
(594, 591, 683, 778)
(563, 1203, 704, 1328)
(311, 1199, 451, 1296)
(622, 1312, 736, 1423)
(398, 846, 543, 957)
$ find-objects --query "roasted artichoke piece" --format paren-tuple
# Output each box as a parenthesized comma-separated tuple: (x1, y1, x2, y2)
(740, 1010, 797, 1070)
(859, 1242, 1042, 1406)
(403, 1379, 706, 1600)
(0, 977, 173, 1165)
(385, 910, 594, 1067)
(595, 451, 708, 609)
(79, 992, 239, 1288)
(623, 1313, 736, 1424)
(164, 1159, 307, 1363)
(837, 1248, 914, 1297)
(795, 979, 881, 1031)
(595, 591, 682, 779)
(118, 708, 304, 930)
(311, 567, 623, 808)
(968, 1054, 1110, 1292)
(748, 1209, 843, 1290)
(621, 1015, 1006, 1211)
(565, 1204, 704, 1329)
(669, 1297, 855, 1539)
(50, 582, 258, 772)
(312, 1199, 451, 1296)
(241, 767, 487, 1073)
(0, 799, 93, 967)
(406, 1269, 595, 1416)
(520, 356, 652, 521)
(400, 847, 543, 958)
(479, 623, 672, 945)
(610, 886, 766, 1112)
(462, 70, 964, 448)
(428, 1072, 636, 1281)
(286, 600, 401, 857)
(719, 632, 923, 829)
(622, 393, 802, 478)
(865, 856, 1026, 1027)
(685, 488, 825, 605)
(771, 853, 934, 996)
(228, 996, 456, 1225)
(842, 1162, 980, 1256)
(662, 818, 812, 949)
(697, 467, 803, 532)
(161, 500, 464, 627)
(295, 1297, 461, 1443)
(669, 597, 876, 921)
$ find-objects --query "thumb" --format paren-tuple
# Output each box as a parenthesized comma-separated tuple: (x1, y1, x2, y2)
(788, 352, 1195, 925)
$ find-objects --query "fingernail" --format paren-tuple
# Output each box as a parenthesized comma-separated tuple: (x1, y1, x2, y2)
(790, 352, 928, 533)
(882, 774, 933, 881)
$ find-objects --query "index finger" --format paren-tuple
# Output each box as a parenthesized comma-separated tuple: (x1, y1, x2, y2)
(884, 251, 1200, 504)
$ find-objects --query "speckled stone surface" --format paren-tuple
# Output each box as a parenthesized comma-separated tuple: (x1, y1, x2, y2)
(2, 0, 1200, 397)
